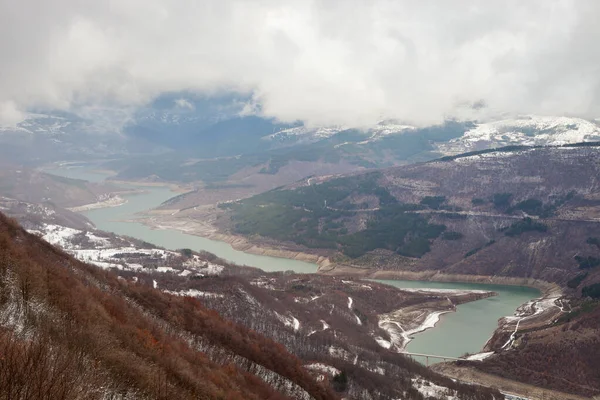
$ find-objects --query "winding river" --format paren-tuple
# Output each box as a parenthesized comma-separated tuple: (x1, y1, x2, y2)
(47, 165, 540, 363)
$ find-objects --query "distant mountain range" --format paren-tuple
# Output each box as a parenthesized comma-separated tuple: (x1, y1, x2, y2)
(436, 115, 600, 154)
(1, 91, 599, 171)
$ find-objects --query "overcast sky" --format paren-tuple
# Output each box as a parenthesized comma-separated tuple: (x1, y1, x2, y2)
(1, 0, 599, 127)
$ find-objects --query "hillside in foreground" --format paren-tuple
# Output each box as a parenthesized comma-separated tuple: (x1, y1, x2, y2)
(0, 212, 336, 400)
(0, 211, 504, 400)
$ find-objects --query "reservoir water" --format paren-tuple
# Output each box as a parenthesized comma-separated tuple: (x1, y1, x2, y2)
(47, 165, 540, 362)
(376, 280, 538, 361)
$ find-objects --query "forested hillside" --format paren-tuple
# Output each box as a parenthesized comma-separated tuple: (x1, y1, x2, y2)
(220, 144, 600, 292)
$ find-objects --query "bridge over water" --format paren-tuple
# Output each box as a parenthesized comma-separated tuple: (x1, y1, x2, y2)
(400, 351, 464, 366)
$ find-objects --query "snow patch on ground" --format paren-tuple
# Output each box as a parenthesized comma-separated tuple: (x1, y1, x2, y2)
(29, 223, 226, 277)
(264, 121, 415, 148)
(377, 311, 450, 351)
(466, 351, 494, 361)
(164, 289, 224, 298)
(366, 365, 385, 375)
(90, 261, 123, 270)
(305, 363, 340, 376)
(250, 277, 277, 290)
(40, 224, 80, 247)
(84, 232, 111, 248)
(328, 346, 354, 363)
(264, 126, 345, 144)
(182, 256, 224, 276)
(374, 337, 392, 349)
(346, 296, 362, 325)
(238, 289, 261, 307)
(275, 312, 301, 332)
(412, 378, 458, 400)
(451, 150, 524, 163)
(0, 272, 45, 336)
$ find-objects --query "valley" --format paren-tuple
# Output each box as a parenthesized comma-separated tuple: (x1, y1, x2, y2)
(41, 165, 547, 360)
(2, 120, 600, 399)
(0, 199, 504, 399)
(84, 144, 600, 399)
(4, 5, 600, 398)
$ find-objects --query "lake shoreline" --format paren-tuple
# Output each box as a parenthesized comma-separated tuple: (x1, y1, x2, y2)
(141, 211, 555, 294)
(68, 195, 128, 212)
(378, 290, 498, 353)
(138, 214, 565, 360)
(319, 263, 556, 295)
(49, 169, 550, 363)
(135, 210, 330, 266)
(107, 179, 193, 193)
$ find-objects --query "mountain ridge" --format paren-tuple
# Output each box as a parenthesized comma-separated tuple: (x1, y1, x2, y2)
(206, 143, 600, 294)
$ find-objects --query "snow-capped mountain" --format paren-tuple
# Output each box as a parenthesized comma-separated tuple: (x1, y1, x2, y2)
(262, 125, 346, 147)
(0, 111, 159, 163)
(436, 115, 600, 155)
(3, 102, 600, 168)
(262, 121, 416, 148)
(0, 113, 75, 138)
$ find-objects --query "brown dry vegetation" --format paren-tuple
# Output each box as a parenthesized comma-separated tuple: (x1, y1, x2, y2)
(147, 271, 499, 399)
(0, 211, 337, 400)
(0, 210, 505, 400)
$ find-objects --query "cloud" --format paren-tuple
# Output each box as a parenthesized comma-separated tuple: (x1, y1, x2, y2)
(0, 101, 24, 126)
(174, 99, 195, 110)
(0, 0, 599, 127)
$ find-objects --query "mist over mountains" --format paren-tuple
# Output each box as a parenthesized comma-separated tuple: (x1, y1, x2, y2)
(1, 90, 599, 169)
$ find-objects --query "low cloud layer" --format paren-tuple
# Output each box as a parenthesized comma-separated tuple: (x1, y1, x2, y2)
(1, 0, 599, 127)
